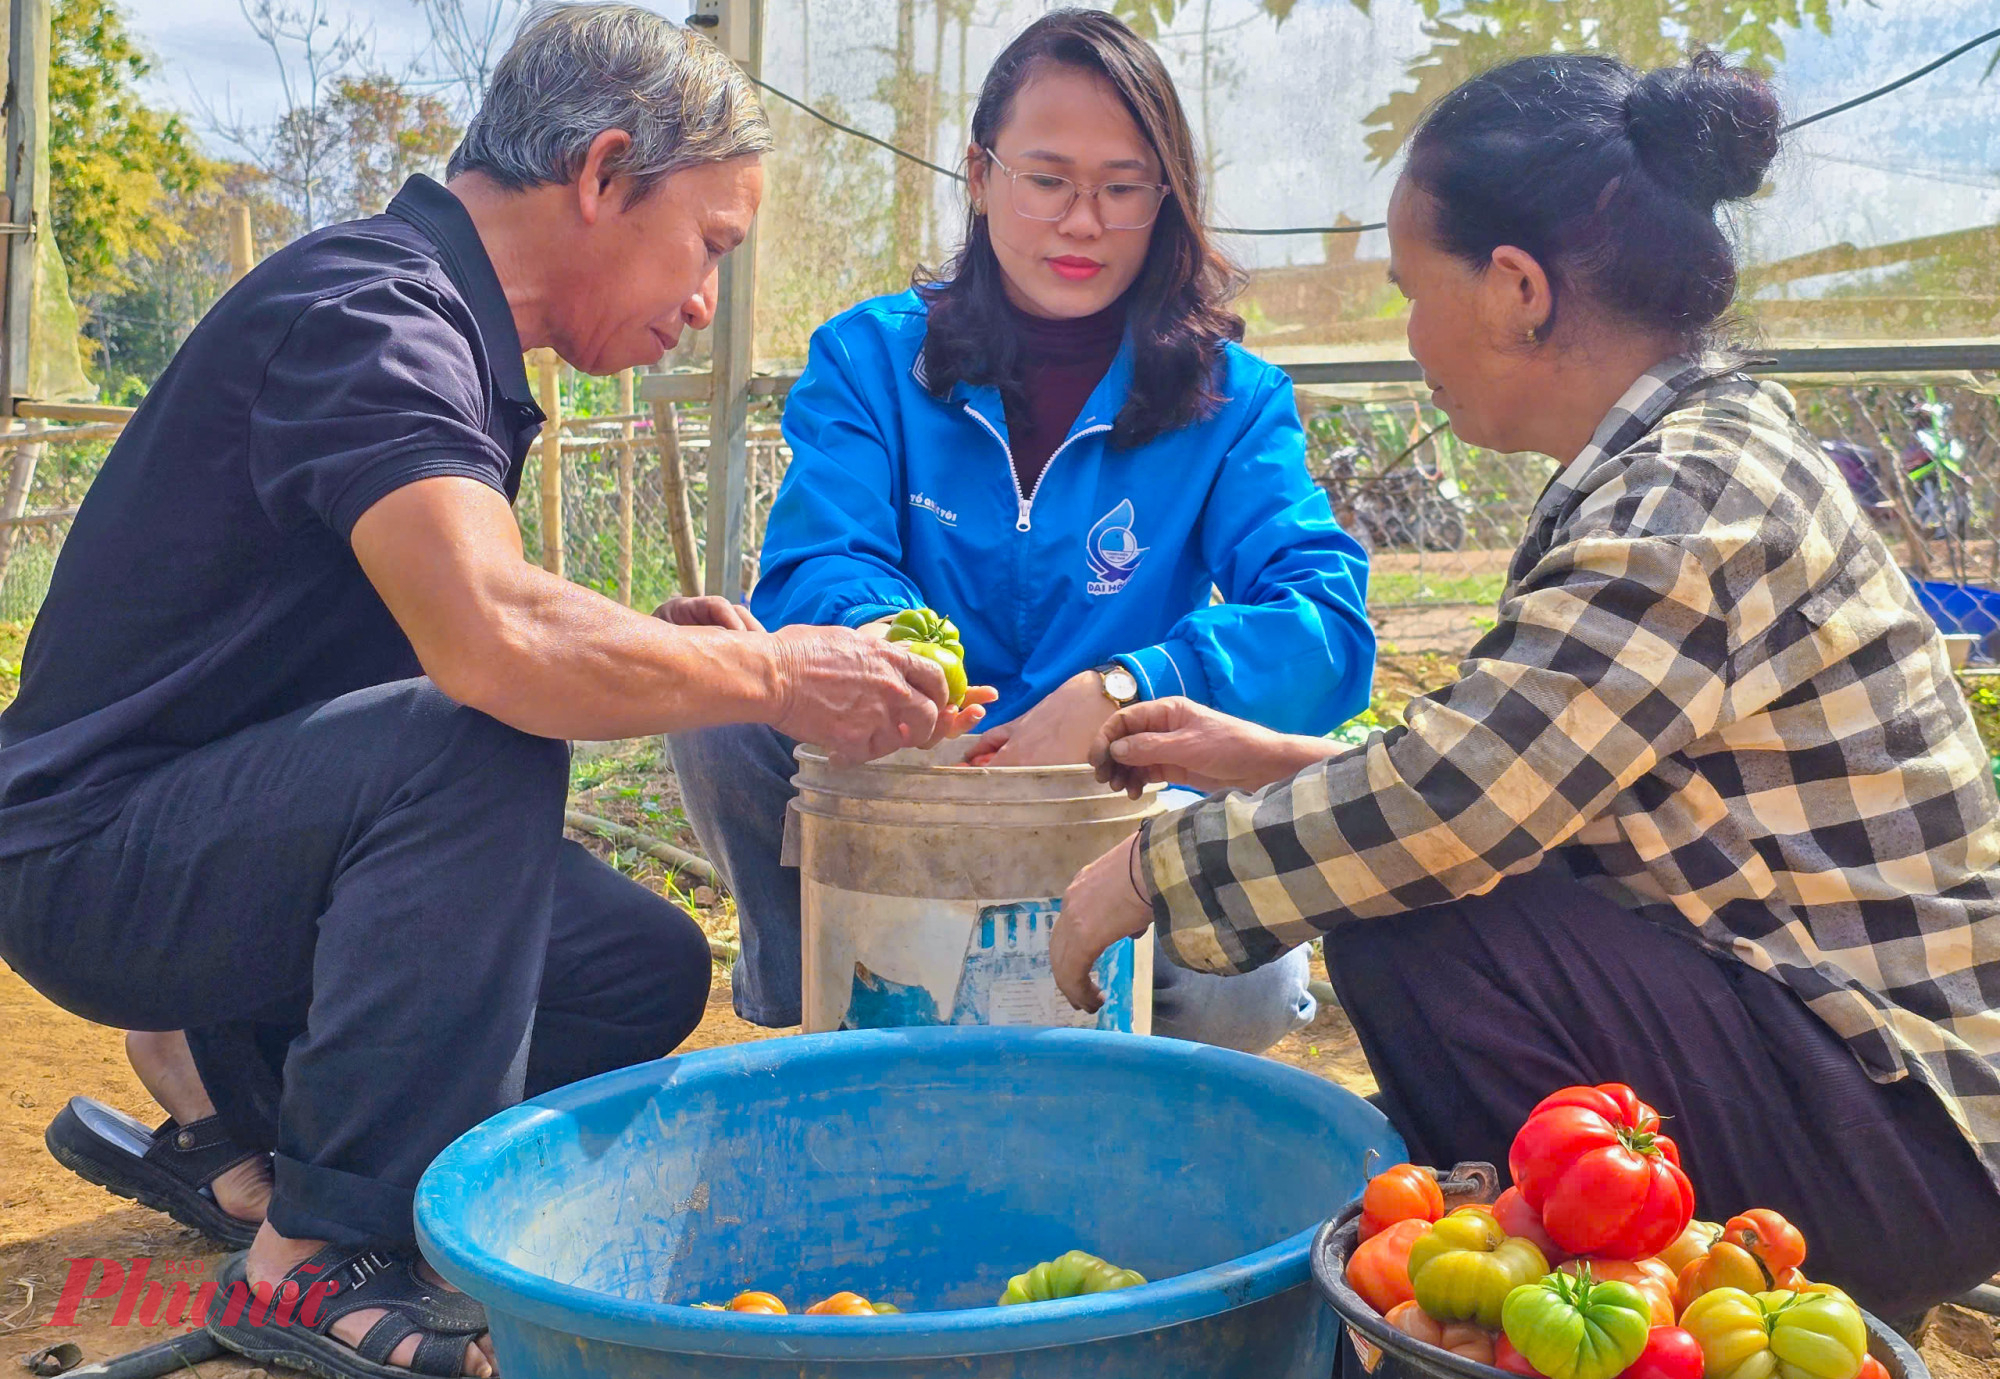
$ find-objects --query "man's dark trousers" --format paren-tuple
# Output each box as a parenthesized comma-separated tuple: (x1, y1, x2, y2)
(0, 678, 712, 1247)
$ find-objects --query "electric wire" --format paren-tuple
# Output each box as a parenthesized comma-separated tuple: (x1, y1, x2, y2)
(746, 24, 2000, 238)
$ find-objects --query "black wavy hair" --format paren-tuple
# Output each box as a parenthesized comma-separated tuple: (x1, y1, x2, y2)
(915, 8, 1245, 450)
(1406, 49, 1784, 349)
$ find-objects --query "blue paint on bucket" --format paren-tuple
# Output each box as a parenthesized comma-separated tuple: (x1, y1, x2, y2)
(416, 1027, 1401, 1378)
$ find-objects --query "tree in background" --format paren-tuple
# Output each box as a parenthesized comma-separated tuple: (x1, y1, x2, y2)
(84, 166, 289, 402)
(1360, 0, 1840, 165)
(327, 74, 460, 221)
(194, 0, 371, 232)
(409, 0, 525, 119)
(49, 0, 208, 301)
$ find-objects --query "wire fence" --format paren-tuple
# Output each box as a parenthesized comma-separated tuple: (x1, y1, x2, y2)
(4, 378, 1998, 670)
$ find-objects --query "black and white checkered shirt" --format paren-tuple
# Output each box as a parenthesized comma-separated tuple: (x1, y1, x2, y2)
(1140, 357, 2000, 1189)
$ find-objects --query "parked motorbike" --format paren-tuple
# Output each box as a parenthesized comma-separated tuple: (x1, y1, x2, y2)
(1317, 444, 1470, 555)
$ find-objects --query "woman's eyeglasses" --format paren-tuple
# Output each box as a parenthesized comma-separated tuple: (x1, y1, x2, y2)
(981, 150, 1170, 230)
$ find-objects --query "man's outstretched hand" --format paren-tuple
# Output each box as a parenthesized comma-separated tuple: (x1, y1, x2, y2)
(769, 624, 994, 764)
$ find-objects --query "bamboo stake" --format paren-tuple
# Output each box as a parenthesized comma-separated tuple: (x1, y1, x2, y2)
(564, 810, 718, 884)
(617, 367, 635, 606)
(652, 394, 702, 597)
(226, 204, 255, 285)
(533, 351, 563, 577)
(0, 418, 46, 585)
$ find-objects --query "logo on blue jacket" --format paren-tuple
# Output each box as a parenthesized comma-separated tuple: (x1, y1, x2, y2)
(1085, 499, 1148, 596)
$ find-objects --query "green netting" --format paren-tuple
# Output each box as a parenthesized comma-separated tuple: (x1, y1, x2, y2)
(747, 0, 1998, 370)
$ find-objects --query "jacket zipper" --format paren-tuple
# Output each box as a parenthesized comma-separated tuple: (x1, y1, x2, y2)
(961, 404, 1113, 532)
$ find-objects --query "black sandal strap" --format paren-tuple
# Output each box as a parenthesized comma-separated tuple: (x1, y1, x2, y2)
(355, 1315, 418, 1368)
(142, 1114, 261, 1187)
(410, 1330, 480, 1376)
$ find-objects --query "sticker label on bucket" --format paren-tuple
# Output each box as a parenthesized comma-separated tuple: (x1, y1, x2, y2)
(809, 888, 1138, 1032)
(952, 901, 1134, 1030)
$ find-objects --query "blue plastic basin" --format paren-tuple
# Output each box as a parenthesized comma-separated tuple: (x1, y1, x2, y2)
(416, 1026, 1401, 1379)
(1911, 577, 2000, 641)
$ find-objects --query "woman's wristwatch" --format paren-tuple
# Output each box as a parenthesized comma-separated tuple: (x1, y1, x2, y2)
(1094, 662, 1141, 708)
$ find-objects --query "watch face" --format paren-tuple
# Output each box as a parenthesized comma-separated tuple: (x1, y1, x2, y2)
(1103, 667, 1139, 703)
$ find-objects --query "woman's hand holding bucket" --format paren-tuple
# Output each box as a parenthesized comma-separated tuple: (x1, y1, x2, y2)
(1052, 832, 1154, 1013)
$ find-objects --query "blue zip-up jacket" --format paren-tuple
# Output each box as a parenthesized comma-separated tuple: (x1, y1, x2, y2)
(751, 290, 1374, 733)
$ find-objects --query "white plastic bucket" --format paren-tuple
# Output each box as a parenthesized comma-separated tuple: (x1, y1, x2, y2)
(783, 743, 1162, 1035)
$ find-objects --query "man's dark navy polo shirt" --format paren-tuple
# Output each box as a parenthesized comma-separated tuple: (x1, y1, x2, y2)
(0, 175, 545, 856)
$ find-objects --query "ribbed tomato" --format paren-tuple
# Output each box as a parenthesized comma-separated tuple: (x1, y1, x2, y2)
(1508, 1083, 1695, 1259)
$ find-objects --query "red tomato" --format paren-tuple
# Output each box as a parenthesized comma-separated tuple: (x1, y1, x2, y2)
(1345, 1217, 1429, 1314)
(1508, 1083, 1695, 1259)
(1625, 1327, 1704, 1379)
(1494, 1332, 1543, 1377)
(1360, 1164, 1446, 1241)
(1493, 1186, 1570, 1264)
(1857, 1354, 1889, 1379)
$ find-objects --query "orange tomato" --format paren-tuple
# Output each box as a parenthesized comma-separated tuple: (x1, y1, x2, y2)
(804, 1291, 878, 1316)
(1658, 1221, 1723, 1276)
(1723, 1209, 1807, 1276)
(726, 1291, 788, 1314)
(1360, 1164, 1446, 1242)
(1559, 1258, 1677, 1327)
(1384, 1300, 1497, 1364)
(1346, 1217, 1430, 1314)
(1858, 1354, 1889, 1379)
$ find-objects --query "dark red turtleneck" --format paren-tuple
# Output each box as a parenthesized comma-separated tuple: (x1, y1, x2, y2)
(1002, 297, 1126, 497)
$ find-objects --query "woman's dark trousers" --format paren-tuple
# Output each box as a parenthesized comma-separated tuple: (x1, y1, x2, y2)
(1325, 871, 2000, 1321)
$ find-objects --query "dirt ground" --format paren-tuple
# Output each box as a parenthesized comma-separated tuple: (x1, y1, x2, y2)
(0, 955, 1380, 1377)
(0, 653, 1995, 1378)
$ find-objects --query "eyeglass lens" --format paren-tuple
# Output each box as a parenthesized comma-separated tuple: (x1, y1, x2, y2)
(1007, 171, 1165, 229)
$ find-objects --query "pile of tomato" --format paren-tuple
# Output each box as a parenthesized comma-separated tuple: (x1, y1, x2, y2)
(693, 1248, 1146, 1316)
(1344, 1084, 1882, 1379)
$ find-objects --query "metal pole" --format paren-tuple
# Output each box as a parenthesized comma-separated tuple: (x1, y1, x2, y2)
(3, 0, 51, 409)
(534, 350, 564, 577)
(699, 0, 761, 599)
(617, 366, 635, 605)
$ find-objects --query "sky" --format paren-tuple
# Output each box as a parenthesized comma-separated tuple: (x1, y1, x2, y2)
(117, 0, 1999, 281)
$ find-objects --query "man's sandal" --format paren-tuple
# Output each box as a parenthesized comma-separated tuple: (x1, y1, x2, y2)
(208, 1246, 490, 1379)
(45, 1096, 266, 1249)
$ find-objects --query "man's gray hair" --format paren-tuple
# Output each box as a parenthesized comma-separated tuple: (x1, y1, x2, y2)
(448, 2, 773, 204)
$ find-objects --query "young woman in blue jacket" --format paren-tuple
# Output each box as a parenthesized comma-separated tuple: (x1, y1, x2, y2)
(671, 7, 1373, 1050)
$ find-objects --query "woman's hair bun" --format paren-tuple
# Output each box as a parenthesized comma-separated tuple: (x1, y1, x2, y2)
(1623, 49, 1782, 206)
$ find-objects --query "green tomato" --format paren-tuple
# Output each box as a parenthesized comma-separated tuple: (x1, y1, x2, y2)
(1682, 1289, 1869, 1379)
(1502, 1269, 1653, 1379)
(997, 1251, 1145, 1306)
(1408, 1212, 1548, 1329)
(1765, 1292, 1868, 1379)
(901, 640, 968, 708)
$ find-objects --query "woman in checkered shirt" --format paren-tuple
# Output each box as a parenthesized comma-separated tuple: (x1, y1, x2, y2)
(1052, 49, 2000, 1322)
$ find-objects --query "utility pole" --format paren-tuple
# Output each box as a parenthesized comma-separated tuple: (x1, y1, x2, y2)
(689, 0, 760, 600)
(2, 0, 51, 410)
